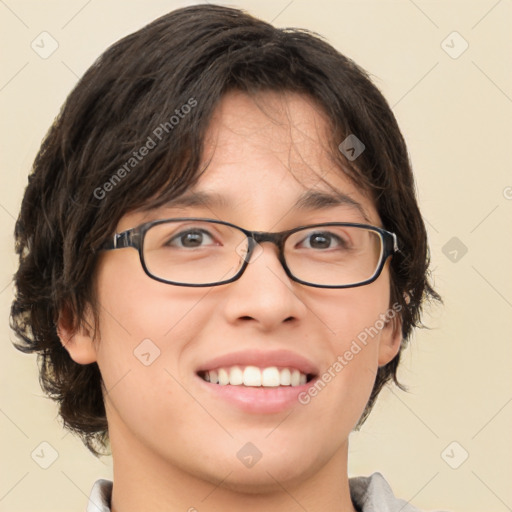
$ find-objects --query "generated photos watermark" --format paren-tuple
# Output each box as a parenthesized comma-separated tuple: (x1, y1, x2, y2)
(298, 302, 402, 405)
(93, 97, 197, 200)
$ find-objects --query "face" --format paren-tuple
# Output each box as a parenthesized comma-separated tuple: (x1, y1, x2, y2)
(64, 90, 401, 492)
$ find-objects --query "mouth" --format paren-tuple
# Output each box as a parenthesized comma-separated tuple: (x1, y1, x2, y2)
(194, 349, 319, 413)
(197, 365, 316, 388)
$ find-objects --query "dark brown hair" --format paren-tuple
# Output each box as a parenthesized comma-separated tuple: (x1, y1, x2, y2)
(11, 4, 440, 455)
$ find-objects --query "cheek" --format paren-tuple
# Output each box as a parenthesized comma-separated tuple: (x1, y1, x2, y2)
(308, 275, 392, 350)
(300, 279, 392, 420)
(94, 252, 215, 345)
(92, 254, 214, 412)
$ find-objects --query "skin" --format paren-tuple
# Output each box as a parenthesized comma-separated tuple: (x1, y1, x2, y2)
(60, 90, 402, 512)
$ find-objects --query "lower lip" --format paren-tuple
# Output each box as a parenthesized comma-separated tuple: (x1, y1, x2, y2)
(196, 375, 317, 414)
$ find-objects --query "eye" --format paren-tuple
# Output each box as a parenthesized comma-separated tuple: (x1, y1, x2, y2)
(298, 231, 347, 250)
(167, 229, 217, 248)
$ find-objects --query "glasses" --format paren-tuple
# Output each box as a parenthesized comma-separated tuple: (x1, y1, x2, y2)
(101, 218, 398, 288)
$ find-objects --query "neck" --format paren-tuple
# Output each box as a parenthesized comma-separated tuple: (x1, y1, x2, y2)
(108, 426, 357, 512)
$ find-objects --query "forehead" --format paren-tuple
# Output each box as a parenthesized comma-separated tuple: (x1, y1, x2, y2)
(197, 91, 377, 221)
(123, 91, 379, 229)
(203, 90, 344, 187)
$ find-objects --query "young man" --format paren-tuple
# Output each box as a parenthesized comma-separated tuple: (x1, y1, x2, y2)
(11, 4, 441, 511)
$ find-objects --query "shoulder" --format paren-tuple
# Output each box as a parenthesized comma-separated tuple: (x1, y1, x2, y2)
(349, 472, 448, 512)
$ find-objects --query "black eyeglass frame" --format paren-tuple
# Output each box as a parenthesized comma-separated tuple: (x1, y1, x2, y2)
(101, 218, 398, 289)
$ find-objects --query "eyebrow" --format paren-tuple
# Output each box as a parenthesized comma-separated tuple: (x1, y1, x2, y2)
(161, 189, 371, 222)
(294, 190, 371, 222)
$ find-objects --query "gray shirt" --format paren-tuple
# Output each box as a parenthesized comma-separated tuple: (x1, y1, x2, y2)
(87, 472, 442, 511)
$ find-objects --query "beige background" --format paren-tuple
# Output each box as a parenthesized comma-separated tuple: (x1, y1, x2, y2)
(1, 1, 511, 511)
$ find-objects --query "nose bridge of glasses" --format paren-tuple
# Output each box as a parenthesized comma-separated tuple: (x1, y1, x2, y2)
(250, 230, 286, 246)
(240, 230, 287, 266)
(247, 230, 288, 256)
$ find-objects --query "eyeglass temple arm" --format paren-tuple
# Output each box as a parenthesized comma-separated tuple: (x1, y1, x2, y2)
(388, 232, 399, 254)
(101, 230, 135, 251)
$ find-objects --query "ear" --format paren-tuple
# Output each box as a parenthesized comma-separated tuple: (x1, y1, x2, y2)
(57, 304, 98, 365)
(377, 311, 403, 367)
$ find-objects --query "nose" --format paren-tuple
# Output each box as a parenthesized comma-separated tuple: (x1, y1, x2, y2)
(222, 241, 307, 331)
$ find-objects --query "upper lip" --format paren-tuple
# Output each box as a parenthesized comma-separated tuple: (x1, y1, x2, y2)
(196, 349, 319, 376)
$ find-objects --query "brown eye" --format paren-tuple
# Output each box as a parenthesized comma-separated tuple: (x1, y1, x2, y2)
(167, 229, 215, 248)
(298, 231, 346, 250)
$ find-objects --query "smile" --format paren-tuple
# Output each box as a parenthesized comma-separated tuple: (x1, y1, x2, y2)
(195, 349, 320, 413)
(198, 365, 313, 387)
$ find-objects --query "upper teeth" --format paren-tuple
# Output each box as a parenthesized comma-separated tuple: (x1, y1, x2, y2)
(202, 366, 308, 387)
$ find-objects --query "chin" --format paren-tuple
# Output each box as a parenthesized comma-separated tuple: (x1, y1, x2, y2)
(209, 461, 313, 495)
(192, 443, 326, 495)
